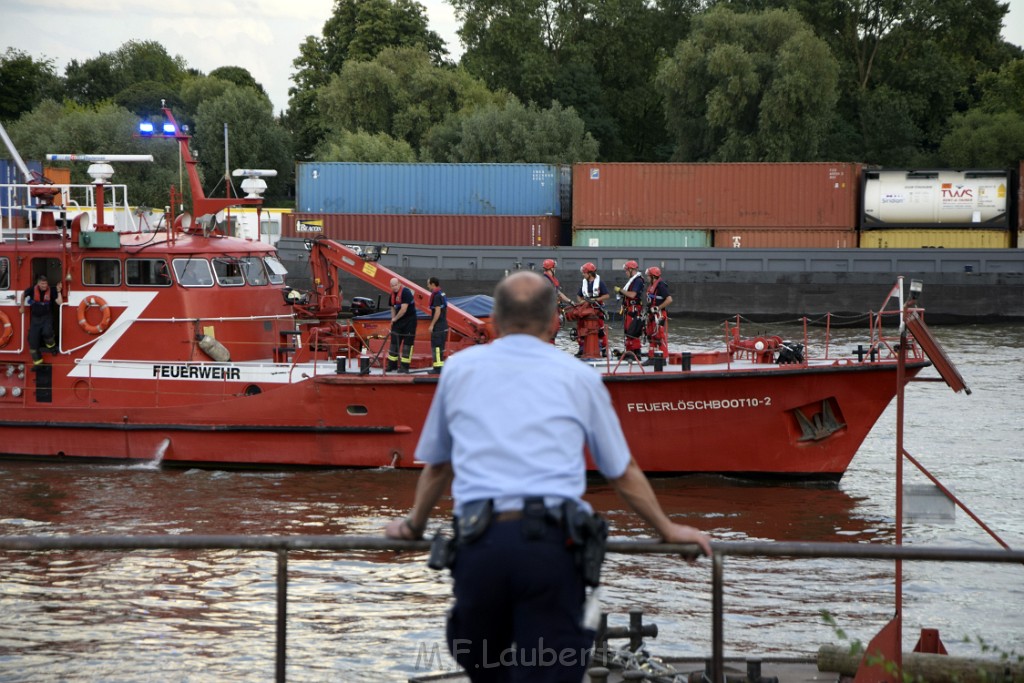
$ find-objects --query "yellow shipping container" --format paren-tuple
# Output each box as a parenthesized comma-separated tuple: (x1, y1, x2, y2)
(859, 229, 1011, 249)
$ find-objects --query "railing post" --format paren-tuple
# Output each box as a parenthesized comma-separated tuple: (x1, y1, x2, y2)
(712, 550, 724, 683)
(276, 549, 288, 682)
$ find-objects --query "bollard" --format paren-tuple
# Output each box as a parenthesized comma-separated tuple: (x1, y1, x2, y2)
(653, 349, 664, 372)
(587, 666, 610, 683)
(359, 349, 370, 375)
(335, 355, 346, 374)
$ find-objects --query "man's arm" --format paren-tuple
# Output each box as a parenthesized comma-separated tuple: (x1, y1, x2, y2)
(385, 462, 454, 540)
(608, 458, 712, 556)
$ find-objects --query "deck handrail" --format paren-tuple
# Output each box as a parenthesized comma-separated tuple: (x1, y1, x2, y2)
(2, 535, 1021, 682)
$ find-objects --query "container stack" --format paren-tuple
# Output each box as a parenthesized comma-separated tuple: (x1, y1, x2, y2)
(283, 162, 567, 247)
(571, 163, 861, 249)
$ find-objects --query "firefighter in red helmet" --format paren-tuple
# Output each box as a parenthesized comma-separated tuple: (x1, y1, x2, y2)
(575, 262, 609, 357)
(643, 266, 672, 364)
(617, 260, 644, 362)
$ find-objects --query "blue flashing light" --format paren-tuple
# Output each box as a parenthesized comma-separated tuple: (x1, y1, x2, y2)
(139, 121, 155, 135)
(162, 122, 176, 136)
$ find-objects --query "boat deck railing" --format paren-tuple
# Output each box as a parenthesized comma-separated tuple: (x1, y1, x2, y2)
(1, 534, 1020, 682)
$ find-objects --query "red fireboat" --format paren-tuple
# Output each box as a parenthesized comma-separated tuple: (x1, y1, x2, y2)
(0, 108, 959, 479)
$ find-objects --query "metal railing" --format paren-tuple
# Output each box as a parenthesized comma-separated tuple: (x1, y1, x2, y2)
(1, 535, 1021, 682)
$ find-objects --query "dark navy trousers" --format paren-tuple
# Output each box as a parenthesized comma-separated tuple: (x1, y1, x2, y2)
(446, 518, 592, 683)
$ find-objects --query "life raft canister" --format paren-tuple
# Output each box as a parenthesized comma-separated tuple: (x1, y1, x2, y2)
(78, 295, 111, 334)
(0, 310, 12, 347)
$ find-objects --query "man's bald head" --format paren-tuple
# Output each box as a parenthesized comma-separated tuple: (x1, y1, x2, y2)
(493, 271, 557, 338)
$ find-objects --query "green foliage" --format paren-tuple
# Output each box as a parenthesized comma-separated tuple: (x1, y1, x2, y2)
(208, 67, 266, 97)
(5, 101, 180, 209)
(314, 46, 500, 159)
(192, 87, 293, 200)
(0, 49, 62, 123)
(657, 7, 839, 162)
(453, 0, 698, 160)
(113, 81, 184, 120)
(288, 0, 448, 158)
(430, 98, 599, 163)
(939, 110, 1024, 168)
(65, 40, 187, 110)
(315, 130, 417, 161)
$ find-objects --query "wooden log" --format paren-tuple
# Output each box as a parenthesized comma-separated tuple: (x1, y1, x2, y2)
(818, 644, 1024, 683)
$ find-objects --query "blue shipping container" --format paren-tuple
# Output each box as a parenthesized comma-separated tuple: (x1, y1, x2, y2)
(296, 163, 562, 216)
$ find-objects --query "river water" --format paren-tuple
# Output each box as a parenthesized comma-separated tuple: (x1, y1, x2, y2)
(1, 321, 1022, 682)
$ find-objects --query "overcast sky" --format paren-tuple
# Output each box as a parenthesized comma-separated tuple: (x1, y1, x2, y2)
(2, 0, 1023, 115)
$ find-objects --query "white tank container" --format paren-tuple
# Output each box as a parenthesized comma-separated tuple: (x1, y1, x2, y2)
(862, 170, 1009, 227)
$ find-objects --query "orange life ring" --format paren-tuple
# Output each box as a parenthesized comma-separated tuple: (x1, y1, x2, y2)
(78, 295, 111, 335)
(0, 310, 12, 347)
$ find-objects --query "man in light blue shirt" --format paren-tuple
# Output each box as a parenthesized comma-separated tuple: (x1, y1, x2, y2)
(386, 271, 710, 683)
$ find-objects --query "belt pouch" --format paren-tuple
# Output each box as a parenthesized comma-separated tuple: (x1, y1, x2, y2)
(522, 496, 547, 540)
(457, 499, 494, 544)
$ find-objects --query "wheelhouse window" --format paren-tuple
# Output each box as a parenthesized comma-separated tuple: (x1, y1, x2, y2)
(82, 258, 121, 286)
(212, 257, 245, 286)
(264, 256, 287, 285)
(239, 256, 269, 286)
(0, 257, 9, 289)
(172, 258, 214, 287)
(126, 258, 172, 287)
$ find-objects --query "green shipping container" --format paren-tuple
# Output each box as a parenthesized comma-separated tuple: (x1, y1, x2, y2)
(572, 228, 711, 248)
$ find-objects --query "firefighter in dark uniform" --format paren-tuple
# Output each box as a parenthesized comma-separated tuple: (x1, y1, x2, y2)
(20, 274, 63, 366)
(427, 276, 448, 374)
(387, 277, 417, 373)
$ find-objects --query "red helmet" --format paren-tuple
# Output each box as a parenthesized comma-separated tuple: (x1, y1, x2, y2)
(581, 262, 597, 275)
(646, 266, 661, 278)
(542, 258, 556, 270)
(624, 260, 638, 271)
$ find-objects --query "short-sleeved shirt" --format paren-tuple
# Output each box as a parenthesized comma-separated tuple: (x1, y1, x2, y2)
(429, 289, 448, 331)
(390, 286, 417, 333)
(414, 334, 631, 514)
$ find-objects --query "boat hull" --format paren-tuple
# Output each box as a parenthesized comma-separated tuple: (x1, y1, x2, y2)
(0, 361, 923, 480)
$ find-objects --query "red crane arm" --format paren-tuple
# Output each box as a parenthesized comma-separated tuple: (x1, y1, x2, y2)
(308, 238, 493, 344)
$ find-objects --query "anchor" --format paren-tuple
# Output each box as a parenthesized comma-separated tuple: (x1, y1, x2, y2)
(793, 400, 846, 441)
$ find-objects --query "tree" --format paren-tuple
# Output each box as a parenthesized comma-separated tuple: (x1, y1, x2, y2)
(315, 46, 499, 156)
(426, 98, 599, 162)
(452, 0, 700, 160)
(744, 0, 1013, 162)
(65, 41, 187, 109)
(939, 110, 1024, 168)
(192, 87, 293, 201)
(208, 66, 266, 97)
(657, 7, 839, 162)
(938, 58, 1024, 168)
(316, 130, 417, 161)
(6, 101, 181, 210)
(0, 49, 61, 122)
(287, 0, 448, 158)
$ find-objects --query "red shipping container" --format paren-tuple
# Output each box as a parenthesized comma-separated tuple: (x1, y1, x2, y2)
(573, 163, 860, 229)
(713, 229, 858, 249)
(282, 213, 561, 247)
